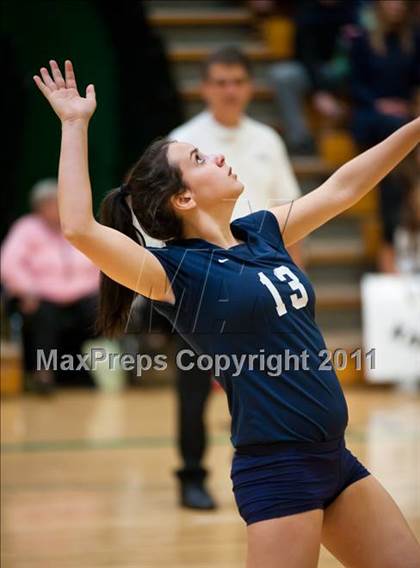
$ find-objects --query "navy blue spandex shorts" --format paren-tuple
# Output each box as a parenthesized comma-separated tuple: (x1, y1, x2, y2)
(231, 436, 370, 525)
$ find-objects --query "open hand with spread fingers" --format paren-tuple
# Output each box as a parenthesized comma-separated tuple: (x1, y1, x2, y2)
(33, 60, 96, 123)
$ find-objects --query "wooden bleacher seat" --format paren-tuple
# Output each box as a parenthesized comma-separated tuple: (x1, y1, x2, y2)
(147, 8, 253, 27)
(0, 341, 23, 396)
(259, 16, 295, 59)
(168, 44, 279, 63)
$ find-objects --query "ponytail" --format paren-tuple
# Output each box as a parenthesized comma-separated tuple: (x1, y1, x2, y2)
(95, 138, 185, 337)
(95, 187, 143, 337)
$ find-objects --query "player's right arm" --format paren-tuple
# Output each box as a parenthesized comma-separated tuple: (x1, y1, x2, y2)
(33, 60, 174, 305)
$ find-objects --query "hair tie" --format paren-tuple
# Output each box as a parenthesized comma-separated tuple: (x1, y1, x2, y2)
(118, 183, 146, 247)
(119, 183, 131, 197)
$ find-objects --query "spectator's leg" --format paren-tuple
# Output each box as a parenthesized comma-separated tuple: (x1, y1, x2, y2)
(377, 170, 405, 272)
(268, 61, 315, 154)
(21, 315, 36, 378)
(175, 333, 216, 509)
(22, 300, 62, 393)
(352, 110, 408, 272)
(61, 294, 99, 387)
(370, 114, 407, 272)
(75, 294, 99, 341)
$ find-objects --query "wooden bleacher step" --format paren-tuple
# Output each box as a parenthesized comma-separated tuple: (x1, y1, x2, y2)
(168, 43, 278, 63)
(306, 237, 366, 267)
(315, 282, 361, 310)
(147, 8, 253, 27)
(0, 341, 23, 396)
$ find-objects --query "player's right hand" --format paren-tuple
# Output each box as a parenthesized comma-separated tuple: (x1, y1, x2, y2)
(33, 60, 96, 123)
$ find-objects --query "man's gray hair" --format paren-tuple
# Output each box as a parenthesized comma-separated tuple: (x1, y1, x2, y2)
(30, 178, 58, 209)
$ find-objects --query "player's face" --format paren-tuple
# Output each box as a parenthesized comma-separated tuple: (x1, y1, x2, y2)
(167, 142, 244, 212)
(201, 63, 253, 118)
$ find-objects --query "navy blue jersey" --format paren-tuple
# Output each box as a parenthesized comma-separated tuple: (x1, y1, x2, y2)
(146, 210, 348, 447)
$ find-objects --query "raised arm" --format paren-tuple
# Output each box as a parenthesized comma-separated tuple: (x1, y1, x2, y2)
(270, 118, 420, 246)
(33, 60, 174, 304)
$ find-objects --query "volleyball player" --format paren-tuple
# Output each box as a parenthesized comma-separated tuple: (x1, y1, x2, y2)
(34, 60, 420, 568)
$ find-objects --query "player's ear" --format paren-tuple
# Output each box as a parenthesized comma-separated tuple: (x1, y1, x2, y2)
(170, 189, 196, 213)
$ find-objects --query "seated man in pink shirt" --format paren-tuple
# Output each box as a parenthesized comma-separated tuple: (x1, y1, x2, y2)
(1, 179, 100, 393)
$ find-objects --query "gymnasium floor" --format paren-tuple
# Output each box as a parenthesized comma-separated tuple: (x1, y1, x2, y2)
(1, 385, 419, 567)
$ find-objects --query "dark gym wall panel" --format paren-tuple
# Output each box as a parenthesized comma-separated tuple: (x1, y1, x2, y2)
(0, 0, 119, 236)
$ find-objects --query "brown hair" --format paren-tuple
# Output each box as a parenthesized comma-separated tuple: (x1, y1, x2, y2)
(201, 46, 253, 80)
(370, 1, 414, 55)
(96, 138, 185, 337)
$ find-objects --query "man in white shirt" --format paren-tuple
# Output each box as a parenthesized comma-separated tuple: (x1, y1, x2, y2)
(170, 47, 302, 232)
(167, 47, 303, 511)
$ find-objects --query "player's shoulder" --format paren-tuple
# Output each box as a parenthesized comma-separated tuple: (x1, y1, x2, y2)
(168, 112, 210, 143)
(146, 241, 196, 264)
(233, 209, 281, 239)
(233, 209, 285, 251)
(147, 242, 182, 257)
(233, 209, 273, 228)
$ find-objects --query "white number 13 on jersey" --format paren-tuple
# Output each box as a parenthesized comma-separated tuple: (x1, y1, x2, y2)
(258, 266, 308, 317)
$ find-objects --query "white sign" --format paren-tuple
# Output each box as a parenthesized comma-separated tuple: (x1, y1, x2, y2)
(361, 274, 420, 382)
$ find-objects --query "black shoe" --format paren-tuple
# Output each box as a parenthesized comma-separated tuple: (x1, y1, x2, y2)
(180, 481, 217, 510)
